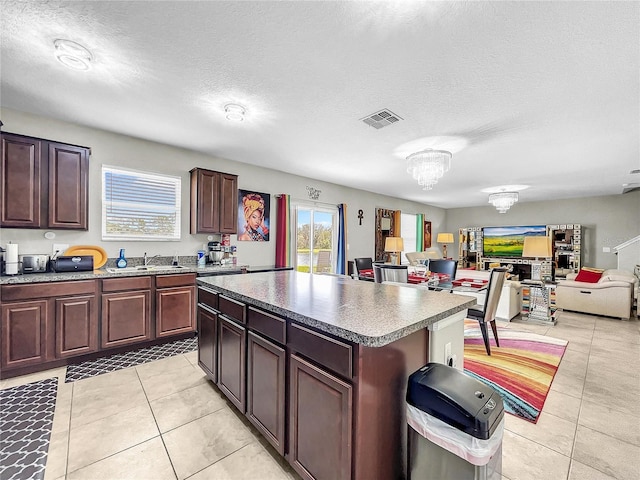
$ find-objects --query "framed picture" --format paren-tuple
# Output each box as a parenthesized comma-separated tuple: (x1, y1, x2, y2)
(424, 221, 432, 249)
(237, 189, 270, 241)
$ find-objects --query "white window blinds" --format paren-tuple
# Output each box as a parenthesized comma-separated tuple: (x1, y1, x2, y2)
(102, 166, 181, 241)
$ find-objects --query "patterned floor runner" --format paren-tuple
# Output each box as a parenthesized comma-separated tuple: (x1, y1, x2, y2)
(464, 320, 567, 423)
(0, 378, 58, 480)
(65, 336, 198, 383)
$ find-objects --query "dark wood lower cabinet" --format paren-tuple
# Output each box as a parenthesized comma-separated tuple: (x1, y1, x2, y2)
(55, 295, 97, 358)
(101, 290, 151, 348)
(156, 285, 196, 337)
(246, 331, 286, 455)
(217, 315, 246, 412)
(289, 353, 353, 480)
(197, 305, 217, 381)
(1, 300, 49, 369)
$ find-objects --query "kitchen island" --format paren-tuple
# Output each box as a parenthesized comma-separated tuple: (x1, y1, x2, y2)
(196, 271, 475, 480)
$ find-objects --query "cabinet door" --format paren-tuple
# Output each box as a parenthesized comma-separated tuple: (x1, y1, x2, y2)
(218, 173, 238, 234)
(101, 290, 151, 348)
(217, 315, 246, 412)
(197, 305, 217, 381)
(1, 133, 43, 227)
(191, 168, 220, 234)
(47, 142, 89, 229)
(1, 300, 49, 369)
(247, 332, 286, 455)
(55, 295, 98, 358)
(156, 285, 196, 338)
(289, 354, 352, 480)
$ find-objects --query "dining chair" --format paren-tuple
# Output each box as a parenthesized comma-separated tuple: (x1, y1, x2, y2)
(354, 257, 374, 274)
(466, 268, 507, 355)
(428, 259, 458, 281)
(374, 264, 408, 283)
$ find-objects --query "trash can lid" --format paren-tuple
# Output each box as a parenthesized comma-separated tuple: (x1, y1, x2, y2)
(406, 363, 504, 439)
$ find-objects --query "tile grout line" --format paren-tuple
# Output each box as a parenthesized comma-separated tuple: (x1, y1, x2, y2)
(137, 361, 179, 480)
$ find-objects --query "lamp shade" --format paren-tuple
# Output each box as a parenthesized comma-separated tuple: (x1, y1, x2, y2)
(436, 233, 454, 244)
(522, 236, 552, 258)
(385, 237, 404, 252)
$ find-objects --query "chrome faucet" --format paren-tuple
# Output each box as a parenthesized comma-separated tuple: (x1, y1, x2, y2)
(143, 253, 161, 266)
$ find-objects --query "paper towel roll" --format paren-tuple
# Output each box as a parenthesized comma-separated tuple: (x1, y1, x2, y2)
(6, 243, 19, 275)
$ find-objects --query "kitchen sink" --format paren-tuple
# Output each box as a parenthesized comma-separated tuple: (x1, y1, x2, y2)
(106, 265, 187, 273)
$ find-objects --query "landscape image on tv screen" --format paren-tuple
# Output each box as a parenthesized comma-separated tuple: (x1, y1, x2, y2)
(482, 225, 546, 257)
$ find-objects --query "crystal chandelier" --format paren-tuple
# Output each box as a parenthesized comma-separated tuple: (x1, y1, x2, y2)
(406, 149, 452, 190)
(488, 192, 519, 213)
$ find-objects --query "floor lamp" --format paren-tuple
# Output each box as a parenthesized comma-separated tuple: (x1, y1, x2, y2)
(437, 233, 454, 259)
(385, 237, 404, 265)
(522, 236, 552, 281)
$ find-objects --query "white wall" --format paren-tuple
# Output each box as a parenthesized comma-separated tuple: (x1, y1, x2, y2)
(445, 191, 640, 270)
(0, 108, 446, 266)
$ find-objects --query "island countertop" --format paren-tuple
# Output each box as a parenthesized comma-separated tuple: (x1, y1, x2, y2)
(197, 270, 476, 347)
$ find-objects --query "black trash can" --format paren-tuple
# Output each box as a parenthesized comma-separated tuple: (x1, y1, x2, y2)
(406, 363, 504, 480)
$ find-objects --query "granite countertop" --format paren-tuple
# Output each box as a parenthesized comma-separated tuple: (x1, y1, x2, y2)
(0, 264, 246, 285)
(197, 271, 476, 347)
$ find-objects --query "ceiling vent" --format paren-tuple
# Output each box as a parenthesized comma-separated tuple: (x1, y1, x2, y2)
(360, 109, 403, 129)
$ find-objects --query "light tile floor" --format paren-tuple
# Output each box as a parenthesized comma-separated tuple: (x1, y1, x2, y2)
(2, 309, 639, 480)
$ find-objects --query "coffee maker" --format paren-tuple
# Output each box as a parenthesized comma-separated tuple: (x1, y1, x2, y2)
(207, 241, 224, 265)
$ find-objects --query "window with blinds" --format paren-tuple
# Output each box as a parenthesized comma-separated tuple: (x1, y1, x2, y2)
(102, 166, 181, 241)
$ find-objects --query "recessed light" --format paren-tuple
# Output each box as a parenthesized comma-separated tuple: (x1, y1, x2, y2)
(54, 39, 92, 71)
(224, 104, 246, 122)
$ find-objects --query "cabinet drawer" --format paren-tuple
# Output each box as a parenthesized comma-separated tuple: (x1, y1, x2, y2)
(219, 295, 246, 324)
(198, 287, 219, 310)
(247, 307, 286, 344)
(1, 280, 96, 301)
(102, 276, 152, 292)
(288, 323, 353, 379)
(156, 273, 196, 288)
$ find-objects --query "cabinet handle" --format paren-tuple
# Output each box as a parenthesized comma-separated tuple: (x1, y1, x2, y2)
(579, 290, 591, 294)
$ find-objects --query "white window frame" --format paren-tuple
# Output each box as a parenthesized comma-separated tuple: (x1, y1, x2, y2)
(291, 201, 339, 274)
(102, 165, 181, 241)
(401, 212, 418, 264)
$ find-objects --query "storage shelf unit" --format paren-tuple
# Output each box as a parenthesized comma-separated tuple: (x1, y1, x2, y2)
(547, 224, 582, 279)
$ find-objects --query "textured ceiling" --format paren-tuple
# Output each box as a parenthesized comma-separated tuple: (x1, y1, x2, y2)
(1, 1, 639, 208)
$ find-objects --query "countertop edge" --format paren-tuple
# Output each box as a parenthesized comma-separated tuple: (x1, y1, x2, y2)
(197, 277, 476, 347)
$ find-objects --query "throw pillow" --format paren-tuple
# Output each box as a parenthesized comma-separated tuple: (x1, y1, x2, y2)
(575, 267, 604, 283)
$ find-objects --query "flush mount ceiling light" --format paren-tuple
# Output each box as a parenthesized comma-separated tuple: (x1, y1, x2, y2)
(406, 149, 452, 190)
(224, 104, 246, 122)
(488, 191, 519, 213)
(54, 39, 92, 71)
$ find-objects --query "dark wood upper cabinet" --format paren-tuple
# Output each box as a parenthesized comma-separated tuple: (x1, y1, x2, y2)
(0, 132, 89, 230)
(47, 142, 89, 229)
(0, 133, 42, 227)
(190, 168, 238, 234)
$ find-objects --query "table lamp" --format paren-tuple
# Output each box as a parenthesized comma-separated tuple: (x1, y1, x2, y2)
(436, 233, 454, 258)
(522, 236, 552, 281)
(385, 237, 404, 265)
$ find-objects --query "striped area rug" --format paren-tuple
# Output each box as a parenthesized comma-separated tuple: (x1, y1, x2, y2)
(463, 320, 568, 423)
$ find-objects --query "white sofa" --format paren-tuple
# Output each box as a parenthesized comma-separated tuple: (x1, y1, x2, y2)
(453, 269, 523, 321)
(555, 269, 637, 320)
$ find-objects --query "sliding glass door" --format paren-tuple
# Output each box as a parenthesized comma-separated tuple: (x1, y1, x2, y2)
(293, 203, 337, 274)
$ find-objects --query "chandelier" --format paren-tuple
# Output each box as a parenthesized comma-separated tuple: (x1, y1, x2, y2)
(406, 149, 452, 190)
(488, 192, 519, 213)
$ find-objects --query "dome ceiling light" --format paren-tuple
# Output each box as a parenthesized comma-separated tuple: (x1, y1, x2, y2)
(54, 39, 93, 71)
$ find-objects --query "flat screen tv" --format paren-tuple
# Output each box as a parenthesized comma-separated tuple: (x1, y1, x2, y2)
(482, 225, 546, 257)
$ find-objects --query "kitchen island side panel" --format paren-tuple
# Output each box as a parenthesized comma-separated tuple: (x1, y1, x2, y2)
(354, 328, 429, 480)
